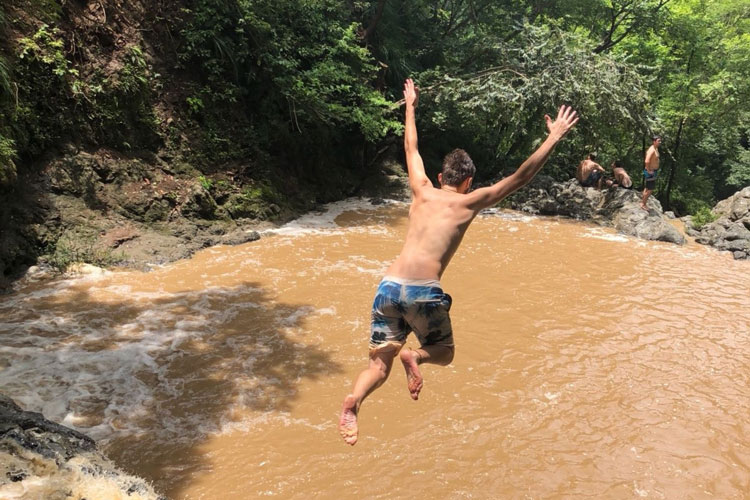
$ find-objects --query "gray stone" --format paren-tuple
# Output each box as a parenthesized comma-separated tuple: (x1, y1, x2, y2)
(221, 230, 261, 246)
(508, 177, 685, 245)
(690, 186, 750, 259)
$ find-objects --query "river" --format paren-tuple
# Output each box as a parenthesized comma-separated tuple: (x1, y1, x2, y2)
(1, 199, 749, 499)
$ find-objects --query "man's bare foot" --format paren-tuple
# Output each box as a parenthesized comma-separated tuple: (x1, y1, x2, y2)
(640, 204, 648, 211)
(399, 348, 423, 400)
(338, 394, 359, 446)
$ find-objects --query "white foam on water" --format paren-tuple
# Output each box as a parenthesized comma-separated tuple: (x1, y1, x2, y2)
(580, 227, 632, 242)
(479, 208, 538, 222)
(0, 270, 347, 449)
(278, 306, 316, 326)
(263, 198, 403, 237)
(218, 412, 330, 435)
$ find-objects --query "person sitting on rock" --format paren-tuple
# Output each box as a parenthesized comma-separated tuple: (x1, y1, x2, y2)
(611, 160, 632, 188)
(577, 152, 608, 189)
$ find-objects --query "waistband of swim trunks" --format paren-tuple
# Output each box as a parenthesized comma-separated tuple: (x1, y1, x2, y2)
(381, 275, 441, 288)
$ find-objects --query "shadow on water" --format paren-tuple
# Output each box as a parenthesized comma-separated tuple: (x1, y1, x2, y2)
(0, 278, 343, 496)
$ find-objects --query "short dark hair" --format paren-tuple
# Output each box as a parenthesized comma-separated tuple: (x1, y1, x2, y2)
(613, 160, 624, 169)
(588, 152, 598, 161)
(441, 149, 476, 186)
(652, 135, 661, 142)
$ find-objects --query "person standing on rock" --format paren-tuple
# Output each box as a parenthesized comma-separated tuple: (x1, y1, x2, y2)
(642, 136, 661, 209)
(338, 78, 579, 446)
(577, 152, 608, 189)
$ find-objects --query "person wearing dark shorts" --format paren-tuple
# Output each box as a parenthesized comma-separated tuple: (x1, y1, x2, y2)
(581, 169, 603, 188)
(644, 168, 657, 190)
(369, 277, 454, 354)
(577, 152, 607, 189)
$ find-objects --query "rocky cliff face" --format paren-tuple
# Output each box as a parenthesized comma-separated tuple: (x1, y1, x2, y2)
(508, 176, 686, 245)
(685, 186, 750, 260)
(0, 394, 163, 500)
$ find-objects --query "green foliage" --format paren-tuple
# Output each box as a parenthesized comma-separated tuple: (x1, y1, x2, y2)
(617, 0, 750, 204)
(47, 230, 126, 273)
(0, 135, 17, 184)
(725, 140, 750, 189)
(176, 0, 400, 178)
(17, 24, 73, 77)
(416, 25, 653, 181)
(11, 24, 75, 158)
(8, 23, 158, 165)
(186, 96, 204, 115)
(691, 205, 718, 229)
(0, 57, 11, 102)
(198, 174, 213, 191)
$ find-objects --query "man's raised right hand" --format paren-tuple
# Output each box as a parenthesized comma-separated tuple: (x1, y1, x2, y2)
(544, 105, 579, 142)
(403, 78, 419, 109)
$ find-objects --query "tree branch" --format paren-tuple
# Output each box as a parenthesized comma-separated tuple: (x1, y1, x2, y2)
(362, 0, 388, 43)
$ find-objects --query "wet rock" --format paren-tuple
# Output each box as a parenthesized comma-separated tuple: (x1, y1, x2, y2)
(508, 177, 685, 245)
(0, 394, 164, 499)
(100, 225, 140, 249)
(0, 394, 95, 462)
(221, 229, 261, 246)
(182, 184, 220, 219)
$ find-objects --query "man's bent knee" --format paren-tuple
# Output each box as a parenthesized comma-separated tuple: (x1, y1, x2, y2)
(421, 344, 454, 365)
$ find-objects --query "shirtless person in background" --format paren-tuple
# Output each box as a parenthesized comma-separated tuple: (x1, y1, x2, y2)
(577, 152, 607, 189)
(612, 160, 632, 188)
(338, 78, 579, 445)
(642, 136, 661, 209)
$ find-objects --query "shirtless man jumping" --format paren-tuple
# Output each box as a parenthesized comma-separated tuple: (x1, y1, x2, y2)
(642, 135, 661, 210)
(338, 78, 578, 445)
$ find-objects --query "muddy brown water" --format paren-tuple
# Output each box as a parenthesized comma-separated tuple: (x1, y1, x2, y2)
(1, 200, 749, 499)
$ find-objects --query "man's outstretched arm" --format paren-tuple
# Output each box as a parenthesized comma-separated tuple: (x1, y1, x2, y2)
(467, 105, 579, 211)
(403, 78, 431, 193)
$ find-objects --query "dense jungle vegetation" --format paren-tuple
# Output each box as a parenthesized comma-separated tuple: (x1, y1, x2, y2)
(0, 0, 748, 241)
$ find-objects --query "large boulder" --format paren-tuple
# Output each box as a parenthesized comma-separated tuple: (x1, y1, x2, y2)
(509, 177, 685, 245)
(687, 186, 750, 260)
(0, 394, 164, 499)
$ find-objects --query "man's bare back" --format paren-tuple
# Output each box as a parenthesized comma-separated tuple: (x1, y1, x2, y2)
(578, 159, 598, 180)
(577, 154, 606, 188)
(386, 187, 478, 280)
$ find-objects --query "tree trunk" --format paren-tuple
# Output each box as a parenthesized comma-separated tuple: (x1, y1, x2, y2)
(361, 0, 387, 43)
(664, 116, 686, 209)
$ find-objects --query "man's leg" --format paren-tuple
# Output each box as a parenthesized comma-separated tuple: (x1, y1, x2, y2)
(399, 344, 454, 400)
(641, 187, 651, 209)
(339, 347, 397, 446)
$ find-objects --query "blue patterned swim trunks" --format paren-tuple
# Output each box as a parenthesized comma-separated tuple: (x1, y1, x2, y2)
(369, 276, 454, 353)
